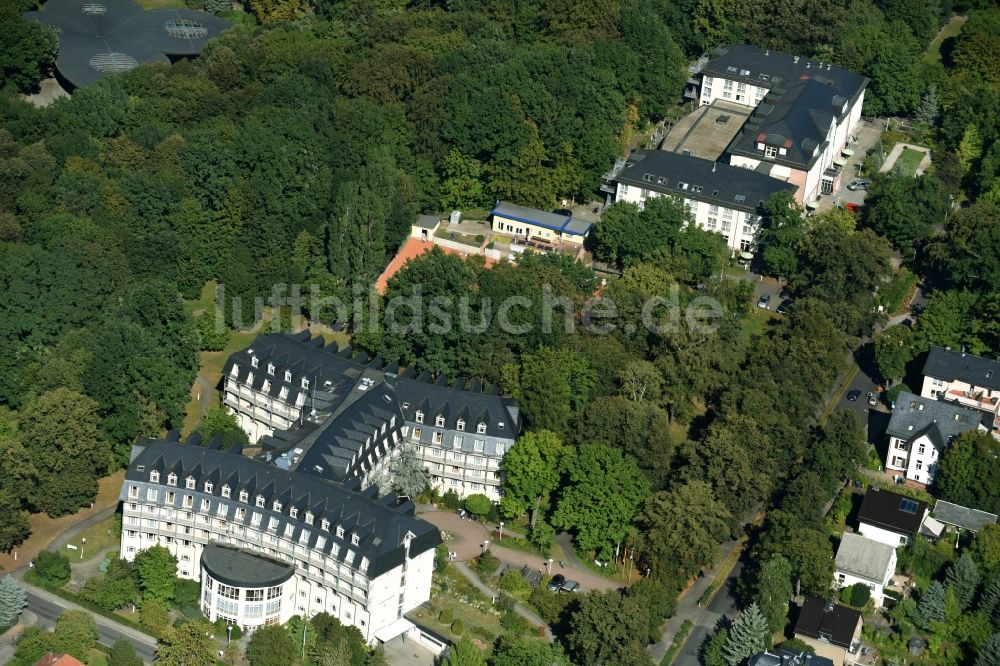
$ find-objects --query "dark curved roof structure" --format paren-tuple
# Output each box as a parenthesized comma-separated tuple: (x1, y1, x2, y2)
(201, 542, 296, 589)
(26, 0, 231, 88)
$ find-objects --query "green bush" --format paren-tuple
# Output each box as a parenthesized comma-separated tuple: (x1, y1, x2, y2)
(528, 581, 573, 625)
(465, 493, 491, 517)
(173, 578, 200, 607)
(530, 521, 555, 552)
(472, 552, 500, 577)
(434, 545, 449, 574)
(850, 582, 871, 607)
(451, 619, 465, 635)
(439, 608, 454, 625)
(777, 638, 815, 654)
(32, 551, 71, 587)
(500, 610, 530, 634)
(498, 569, 529, 594)
(442, 490, 461, 511)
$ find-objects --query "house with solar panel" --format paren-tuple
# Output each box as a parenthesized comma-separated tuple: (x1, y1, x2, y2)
(119, 436, 442, 642)
(222, 332, 521, 502)
(855, 487, 930, 548)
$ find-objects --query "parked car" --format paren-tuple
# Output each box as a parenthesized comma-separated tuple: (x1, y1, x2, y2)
(868, 392, 878, 407)
(560, 580, 580, 593)
(847, 179, 870, 191)
(847, 390, 861, 401)
(776, 299, 792, 314)
(547, 574, 566, 591)
(845, 202, 861, 213)
(757, 294, 771, 310)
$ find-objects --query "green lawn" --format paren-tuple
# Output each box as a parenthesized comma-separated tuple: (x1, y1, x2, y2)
(894, 147, 926, 177)
(923, 15, 967, 64)
(73, 515, 121, 562)
(741, 307, 778, 339)
(183, 280, 217, 316)
(87, 649, 109, 666)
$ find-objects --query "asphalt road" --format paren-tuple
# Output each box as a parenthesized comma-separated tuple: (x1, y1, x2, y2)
(674, 559, 744, 666)
(15, 586, 158, 663)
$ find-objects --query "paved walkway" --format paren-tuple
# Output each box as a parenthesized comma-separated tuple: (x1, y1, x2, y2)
(453, 562, 554, 642)
(422, 511, 620, 592)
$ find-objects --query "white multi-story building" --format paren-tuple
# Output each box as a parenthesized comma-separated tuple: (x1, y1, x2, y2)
(613, 150, 796, 252)
(223, 332, 521, 502)
(697, 45, 868, 205)
(921, 346, 1000, 426)
(119, 437, 440, 641)
(884, 391, 992, 485)
(834, 533, 896, 607)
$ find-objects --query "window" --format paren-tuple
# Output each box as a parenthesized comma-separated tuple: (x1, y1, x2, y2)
(204, 482, 213, 494)
(351, 534, 360, 546)
(200, 498, 210, 511)
(221, 485, 231, 498)
(917, 444, 925, 455)
(764, 145, 777, 158)
(267, 363, 275, 375)
(706, 217, 717, 230)
(474, 439, 485, 452)
(146, 488, 158, 501)
(230, 364, 239, 377)
(239, 490, 248, 503)
(305, 511, 313, 525)
(150, 471, 160, 483)
(186, 477, 195, 490)
(432, 432, 443, 445)
(166, 473, 177, 486)
(290, 507, 298, 519)
(453, 435, 463, 449)
(412, 428, 422, 441)
(721, 220, 732, 232)
(251, 356, 259, 368)
(456, 419, 465, 431)
(284, 370, 292, 382)
(743, 224, 753, 235)
(496, 444, 505, 455)
(301, 378, 309, 390)
(321, 519, 330, 531)
(915, 462, 923, 471)
(336, 526, 345, 538)
(477, 422, 487, 434)
(414, 410, 424, 424)
(273, 501, 282, 512)
(435, 415, 445, 427)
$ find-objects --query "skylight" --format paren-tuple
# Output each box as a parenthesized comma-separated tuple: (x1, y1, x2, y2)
(900, 499, 919, 514)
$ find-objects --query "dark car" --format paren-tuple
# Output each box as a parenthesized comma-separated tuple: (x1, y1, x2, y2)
(847, 390, 862, 401)
(776, 299, 792, 314)
(547, 574, 566, 591)
(560, 580, 580, 593)
(757, 294, 771, 310)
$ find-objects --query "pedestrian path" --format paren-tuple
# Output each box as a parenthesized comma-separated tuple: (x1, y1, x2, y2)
(452, 562, 554, 642)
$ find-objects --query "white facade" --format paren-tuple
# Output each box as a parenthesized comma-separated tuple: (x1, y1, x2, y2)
(921, 374, 1000, 416)
(200, 570, 293, 629)
(884, 431, 941, 486)
(834, 536, 896, 608)
(120, 476, 435, 642)
(857, 522, 913, 549)
(700, 74, 768, 108)
(614, 182, 761, 252)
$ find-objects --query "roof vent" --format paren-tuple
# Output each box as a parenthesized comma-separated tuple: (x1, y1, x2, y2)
(89, 52, 138, 73)
(793, 55, 800, 63)
(82, 2, 106, 14)
(918, 404, 924, 411)
(823, 600, 834, 613)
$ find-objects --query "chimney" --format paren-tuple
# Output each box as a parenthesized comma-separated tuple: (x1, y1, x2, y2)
(765, 49, 769, 56)
(712, 162, 717, 173)
(793, 55, 800, 63)
(806, 62, 811, 69)
(824, 600, 835, 612)
(827, 63, 832, 71)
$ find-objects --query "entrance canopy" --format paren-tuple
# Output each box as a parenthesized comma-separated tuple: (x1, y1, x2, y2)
(374, 618, 415, 643)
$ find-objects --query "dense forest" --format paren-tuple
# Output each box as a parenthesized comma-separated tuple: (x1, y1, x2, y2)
(1, 0, 1000, 663)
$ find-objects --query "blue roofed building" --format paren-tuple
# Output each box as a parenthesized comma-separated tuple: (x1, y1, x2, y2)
(490, 200, 594, 249)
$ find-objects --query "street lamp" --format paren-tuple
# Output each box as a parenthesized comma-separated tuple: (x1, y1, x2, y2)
(227, 625, 233, 644)
(498, 522, 504, 541)
(547, 558, 553, 575)
(483, 540, 490, 553)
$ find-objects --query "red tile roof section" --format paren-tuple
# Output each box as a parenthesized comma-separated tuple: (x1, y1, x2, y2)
(375, 237, 495, 295)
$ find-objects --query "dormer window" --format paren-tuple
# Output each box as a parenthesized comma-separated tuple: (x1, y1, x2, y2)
(185, 477, 195, 490)
(150, 471, 160, 483)
(204, 482, 213, 493)
(435, 415, 445, 427)
(305, 511, 314, 525)
(301, 378, 309, 390)
(239, 490, 248, 503)
(764, 145, 777, 158)
(279, 387, 289, 400)
(290, 507, 298, 519)
(166, 473, 177, 486)
(267, 363, 275, 375)
(351, 534, 360, 546)
(251, 356, 259, 368)
(336, 526, 345, 538)
(256, 495, 265, 507)
(262, 380, 270, 393)
(229, 364, 239, 377)
(284, 370, 292, 382)
(273, 501, 282, 512)
(321, 519, 330, 531)
(415, 411, 424, 423)
(456, 419, 465, 431)
(221, 485, 231, 498)
(477, 422, 487, 434)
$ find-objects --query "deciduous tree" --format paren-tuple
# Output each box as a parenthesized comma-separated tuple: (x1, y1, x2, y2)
(499, 430, 566, 527)
(134, 545, 178, 602)
(156, 620, 216, 666)
(246, 624, 297, 666)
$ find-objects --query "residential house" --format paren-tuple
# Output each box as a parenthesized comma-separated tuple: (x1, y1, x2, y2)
(613, 149, 796, 253)
(749, 648, 834, 666)
(931, 500, 998, 535)
(119, 437, 442, 642)
(834, 533, 896, 607)
(883, 391, 992, 485)
(697, 45, 868, 205)
(34, 655, 86, 666)
(223, 332, 521, 502)
(856, 487, 928, 547)
(793, 596, 862, 665)
(921, 346, 1000, 424)
(490, 201, 594, 247)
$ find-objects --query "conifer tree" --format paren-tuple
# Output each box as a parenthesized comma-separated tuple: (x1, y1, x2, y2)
(977, 633, 1000, 666)
(0, 574, 27, 626)
(946, 553, 981, 610)
(980, 575, 1000, 620)
(918, 580, 947, 628)
(723, 603, 770, 665)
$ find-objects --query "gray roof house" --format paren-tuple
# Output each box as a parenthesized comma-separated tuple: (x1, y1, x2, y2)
(835, 533, 895, 587)
(923, 346, 1000, 392)
(886, 392, 991, 450)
